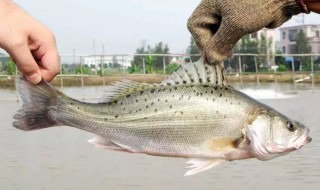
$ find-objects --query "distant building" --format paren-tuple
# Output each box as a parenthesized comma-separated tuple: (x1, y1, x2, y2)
(249, 28, 276, 66)
(81, 55, 133, 68)
(279, 25, 320, 54)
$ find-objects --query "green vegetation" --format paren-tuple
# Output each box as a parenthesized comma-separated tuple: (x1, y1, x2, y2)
(186, 37, 200, 62)
(6, 58, 16, 75)
(131, 41, 171, 73)
(167, 63, 180, 73)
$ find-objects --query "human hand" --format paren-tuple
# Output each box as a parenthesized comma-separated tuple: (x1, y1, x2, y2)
(188, 0, 308, 65)
(0, 0, 59, 84)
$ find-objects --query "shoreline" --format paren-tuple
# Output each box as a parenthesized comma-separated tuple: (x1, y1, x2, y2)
(0, 73, 318, 88)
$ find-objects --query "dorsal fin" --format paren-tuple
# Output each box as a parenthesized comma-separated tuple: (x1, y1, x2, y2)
(161, 58, 227, 86)
(100, 79, 155, 103)
(100, 59, 228, 103)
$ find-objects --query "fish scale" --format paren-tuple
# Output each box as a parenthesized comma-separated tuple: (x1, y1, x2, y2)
(13, 59, 311, 176)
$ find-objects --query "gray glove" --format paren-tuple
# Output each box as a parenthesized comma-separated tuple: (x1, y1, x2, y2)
(188, 0, 309, 65)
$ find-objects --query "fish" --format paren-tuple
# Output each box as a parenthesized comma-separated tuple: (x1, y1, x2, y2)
(13, 59, 311, 176)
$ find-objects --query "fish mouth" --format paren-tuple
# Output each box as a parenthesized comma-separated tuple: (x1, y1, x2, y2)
(293, 128, 311, 149)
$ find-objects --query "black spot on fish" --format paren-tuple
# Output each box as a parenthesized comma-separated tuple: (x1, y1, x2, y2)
(174, 87, 178, 90)
(123, 108, 126, 111)
(145, 98, 147, 102)
(191, 79, 194, 83)
(104, 118, 108, 121)
(165, 100, 168, 103)
(136, 110, 139, 113)
(151, 102, 154, 106)
(179, 95, 184, 101)
(175, 82, 180, 85)
(158, 99, 161, 102)
(151, 89, 155, 93)
(188, 96, 192, 100)
(203, 85, 209, 88)
(115, 115, 119, 119)
(183, 80, 187, 84)
(196, 93, 200, 96)
(230, 102, 233, 105)
(226, 99, 228, 102)
(219, 93, 222, 97)
(135, 99, 139, 103)
(214, 86, 218, 90)
(225, 87, 229, 90)
(212, 98, 215, 101)
(140, 91, 144, 95)
(77, 107, 80, 109)
(170, 105, 173, 109)
(172, 95, 175, 98)
(129, 110, 133, 114)
(155, 109, 158, 112)
(70, 102, 73, 105)
(181, 111, 184, 115)
(216, 111, 219, 114)
(211, 90, 214, 94)
(108, 102, 112, 106)
(146, 105, 149, 109)
(113, 100, 118, 104)
(120, 102, 123, 105)
(195, 116, 198, 119)
(139, 109, 142, 111)
(126, 94, 131, 98)
(144, 117, 148, 119)
(199, 78, 203, 83)
(169, 88, 172, 92)
(167, 83, 172, 86)
(200, 93, 203, 96)
(224, 115, 226, 118)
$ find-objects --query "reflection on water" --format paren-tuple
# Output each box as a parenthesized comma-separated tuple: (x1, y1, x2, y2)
(0, 83, 320, 190)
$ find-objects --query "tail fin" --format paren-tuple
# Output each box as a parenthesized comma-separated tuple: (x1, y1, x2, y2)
(13, 77, 61, 131)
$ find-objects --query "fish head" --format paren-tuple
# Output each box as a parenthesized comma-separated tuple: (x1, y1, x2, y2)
(245, 111, 311, 161)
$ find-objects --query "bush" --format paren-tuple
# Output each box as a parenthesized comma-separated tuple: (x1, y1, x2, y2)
(278, 64, 288, 72)
(167, 63, 180, 74)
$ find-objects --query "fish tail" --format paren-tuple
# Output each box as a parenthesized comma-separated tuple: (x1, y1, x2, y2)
(13, 77, 62, 131)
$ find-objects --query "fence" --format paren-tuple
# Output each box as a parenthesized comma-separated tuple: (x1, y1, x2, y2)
(1, 53, 320, 89)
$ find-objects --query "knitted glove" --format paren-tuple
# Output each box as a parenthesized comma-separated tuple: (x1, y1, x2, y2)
(188, 0, 309, 65)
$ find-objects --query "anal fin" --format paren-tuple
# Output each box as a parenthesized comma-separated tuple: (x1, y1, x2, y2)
(88, 137, 132, 153)
(184, 158, 225, 176)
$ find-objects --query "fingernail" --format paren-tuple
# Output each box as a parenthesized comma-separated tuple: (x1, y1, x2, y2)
(26, 73, 42, 84)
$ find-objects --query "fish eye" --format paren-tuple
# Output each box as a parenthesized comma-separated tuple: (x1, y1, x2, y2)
(287, 121, 295, 132)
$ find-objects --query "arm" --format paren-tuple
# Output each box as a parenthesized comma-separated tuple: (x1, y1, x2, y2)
(0, 0, 59, 84)
(305, 0, 320, 13)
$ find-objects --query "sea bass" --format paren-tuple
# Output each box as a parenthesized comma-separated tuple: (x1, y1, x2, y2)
(13, 60, 311, 176)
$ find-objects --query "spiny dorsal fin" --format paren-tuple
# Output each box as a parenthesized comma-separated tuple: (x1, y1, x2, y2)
(100, 59, 228, 103)
(161, 59, 228, 86)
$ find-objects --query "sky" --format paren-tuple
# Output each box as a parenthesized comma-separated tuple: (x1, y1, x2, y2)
(1, 0, 320, 55)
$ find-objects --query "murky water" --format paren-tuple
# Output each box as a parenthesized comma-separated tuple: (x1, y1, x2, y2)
(0, 83, 320, 190)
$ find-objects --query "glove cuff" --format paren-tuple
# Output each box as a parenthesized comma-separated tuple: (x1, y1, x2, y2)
(295, 0, 310, 13)
(284, 0, 310, 15)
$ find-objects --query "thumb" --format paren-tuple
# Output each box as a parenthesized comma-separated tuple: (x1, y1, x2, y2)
(10, 44, 42, 84)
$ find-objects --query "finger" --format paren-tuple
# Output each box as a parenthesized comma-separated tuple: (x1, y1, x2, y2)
(10, 44, 42, 84)
(205, 20, 248, 65)
(187, 3, 221, 56)
(39, 49, 60, 82)
(30, 31, 60, 82)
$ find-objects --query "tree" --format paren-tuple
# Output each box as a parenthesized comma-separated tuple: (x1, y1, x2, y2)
(186, 37, 200, 62)
(295, 29, 312, 70)
(6, 58, 16, 75)
(145, 55, 154, 74)
(131, 41, 171, 71)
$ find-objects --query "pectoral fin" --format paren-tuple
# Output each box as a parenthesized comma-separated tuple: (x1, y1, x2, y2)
(184, 158, 225, 176)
